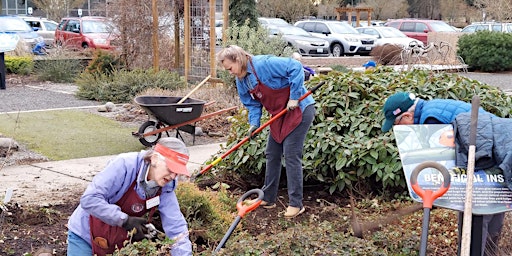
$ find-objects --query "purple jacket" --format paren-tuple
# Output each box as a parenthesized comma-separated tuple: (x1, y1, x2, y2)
(67, 151, 192, 255)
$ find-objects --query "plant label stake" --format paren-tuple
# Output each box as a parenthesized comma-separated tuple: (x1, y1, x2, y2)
(410, 161, 451, 256)
(192, 81, 326, 181)
(460, 95, 480, 256)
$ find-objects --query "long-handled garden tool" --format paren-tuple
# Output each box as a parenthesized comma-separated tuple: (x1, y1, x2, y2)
(191, 81, 326, 181)
(410, 161, 451, 256)
(460, 95, 480, 256)
(214, 188, 264, 253)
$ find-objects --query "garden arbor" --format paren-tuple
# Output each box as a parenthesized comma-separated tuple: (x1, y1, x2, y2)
(335, 6, 373, 27)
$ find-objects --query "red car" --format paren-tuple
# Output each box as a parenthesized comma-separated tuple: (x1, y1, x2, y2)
(385, 19, 457, 45)
(54, 16, 118, 50)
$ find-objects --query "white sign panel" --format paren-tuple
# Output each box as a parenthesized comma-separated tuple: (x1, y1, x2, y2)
(0, 33, 20, 53)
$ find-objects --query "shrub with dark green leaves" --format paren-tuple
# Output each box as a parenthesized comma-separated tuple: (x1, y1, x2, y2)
(457, 31, 512, 72)
(203, 68, 512, 195)
(75, 69, 187, 103)
(4, 55, 33, 75)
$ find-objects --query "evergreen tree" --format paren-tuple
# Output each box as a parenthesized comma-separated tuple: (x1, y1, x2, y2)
(229, 0, 258, 28)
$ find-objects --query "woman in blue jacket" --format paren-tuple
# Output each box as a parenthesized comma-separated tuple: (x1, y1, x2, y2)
(216, 45, 316, 218)
(67, 137, 192, 256)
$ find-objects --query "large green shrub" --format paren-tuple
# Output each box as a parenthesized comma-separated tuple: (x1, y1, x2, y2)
(75, 69, 187, 103)
(4, 55, 33, 75)
(457, 31, 512, 72)
(203, 68, 512, 195)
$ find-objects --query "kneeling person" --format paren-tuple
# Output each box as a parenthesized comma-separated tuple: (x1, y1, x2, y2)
(67, 137, 192, 256)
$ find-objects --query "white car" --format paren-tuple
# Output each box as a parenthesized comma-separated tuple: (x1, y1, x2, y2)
(294, 20, 375, 57)
(356, 26, 424, 48)
(21, 16, 59, 47)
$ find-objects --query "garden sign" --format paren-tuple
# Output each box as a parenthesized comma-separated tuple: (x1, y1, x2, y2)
(395, 124, 512, 215)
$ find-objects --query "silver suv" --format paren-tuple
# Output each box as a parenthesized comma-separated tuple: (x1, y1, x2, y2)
(461, 22, 512, 33)
(294, 20, 375, 57)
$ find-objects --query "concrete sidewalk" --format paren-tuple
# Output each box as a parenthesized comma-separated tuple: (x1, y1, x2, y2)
(0, 143, 224, 206)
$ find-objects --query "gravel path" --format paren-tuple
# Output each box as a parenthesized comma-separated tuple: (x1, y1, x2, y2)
(457, 71, 512, 94)
(0, 82, 101, 113)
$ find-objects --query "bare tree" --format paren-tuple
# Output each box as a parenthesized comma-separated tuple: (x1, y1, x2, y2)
(474, 0, 512, 21)
(31, 0, 86, 21)
(107, 0, 174, 70)
(317, 1, 341, 20)
(407, 0, 441, 19)
(257, 0, 316, 23)
(439, 0, 470, 25)
(363, 0, 408, 20)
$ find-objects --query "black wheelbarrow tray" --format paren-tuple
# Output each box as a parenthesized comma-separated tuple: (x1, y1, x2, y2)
(131, 96, 237, 147)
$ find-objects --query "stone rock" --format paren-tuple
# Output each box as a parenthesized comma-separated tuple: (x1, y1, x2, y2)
(0, 138, 19, 150)
(195, 127, 204, 136)
(97, 106, 108, 112)
(105, 102, 115, 112)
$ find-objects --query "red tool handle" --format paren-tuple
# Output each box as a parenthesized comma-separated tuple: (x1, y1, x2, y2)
(410, 161, 451, 209)
(236, 188, 264, 217)
(192, 81, 326, 180)
(214, 189, 264, 253)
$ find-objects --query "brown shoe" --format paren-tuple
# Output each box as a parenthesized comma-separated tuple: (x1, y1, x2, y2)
(284, 206, 305, 218)
(244, 199, 276, 209)
(260, 200, 276, 209)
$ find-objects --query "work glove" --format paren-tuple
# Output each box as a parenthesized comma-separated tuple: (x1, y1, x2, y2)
(287, 99, 299, 110)
(247, 125, 258, 140)
(122, 216, 148, 241)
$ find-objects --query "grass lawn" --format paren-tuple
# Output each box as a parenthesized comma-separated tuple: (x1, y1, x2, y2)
(0, 109, 145, 160)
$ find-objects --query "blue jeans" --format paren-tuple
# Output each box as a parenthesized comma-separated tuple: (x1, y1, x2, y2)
(67, 231, 92, 256)
(263, 104, 315, 208)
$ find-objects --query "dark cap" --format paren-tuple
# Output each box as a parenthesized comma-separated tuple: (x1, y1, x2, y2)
(381, 92, 416, 132)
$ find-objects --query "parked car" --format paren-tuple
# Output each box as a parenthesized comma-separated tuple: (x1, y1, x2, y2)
(267, 25, 330, 57)
(294, 19, 375, 57)
(54, 16, 118, 50)
(0, 15, 44, 53)
(215, 19, 223, 43)
(461, 22, 512, 33)
(385, 19, 457, 45)
(21, 16, 59, 47)
(258, 17, 290, 27)
(356, 26, 424, 48)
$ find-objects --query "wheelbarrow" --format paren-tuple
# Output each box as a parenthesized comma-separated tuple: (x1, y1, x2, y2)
(131, 95, 237, 147)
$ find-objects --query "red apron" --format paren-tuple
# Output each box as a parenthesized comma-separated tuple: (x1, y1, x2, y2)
(248, 60, 302, 143)
(89, 180, 160, 256)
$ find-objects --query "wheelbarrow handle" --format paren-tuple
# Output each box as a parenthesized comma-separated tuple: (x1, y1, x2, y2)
(214, 189, 264, 253)
(192, 81, 326, 181)
(410, 161, 451, 209)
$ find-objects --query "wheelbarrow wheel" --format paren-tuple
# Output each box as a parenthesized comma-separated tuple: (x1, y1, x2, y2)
(138, 121, 162, 147)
